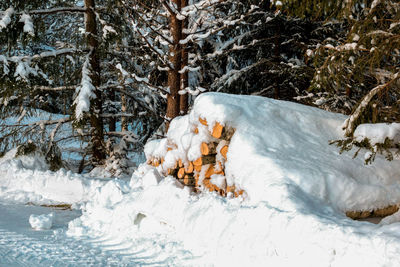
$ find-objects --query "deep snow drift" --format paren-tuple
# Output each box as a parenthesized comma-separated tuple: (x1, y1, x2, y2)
(2, 92, 400, 266)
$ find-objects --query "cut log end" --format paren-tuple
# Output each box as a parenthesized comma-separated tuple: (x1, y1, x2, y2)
(199, 117, 208, 126)
(201, 142, 217, 156)
(177, 167, 185, 179)
(220, 145, 229, 159)
(212, 122, 224, 139)
(185, 161, 194, 174)
(193, 155, 216, 166)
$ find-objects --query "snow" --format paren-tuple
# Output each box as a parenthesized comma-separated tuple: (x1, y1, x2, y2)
(3, 93, 400, 265)
(29, 213, 54, 230)
(0, 149, 106, 206)
(19, 13, 34, 36)
(74, 55, 96, 120)
(0, 7, 13, 31)
(354, 123, 400, 145)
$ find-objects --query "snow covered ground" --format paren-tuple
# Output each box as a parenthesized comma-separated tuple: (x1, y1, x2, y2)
(2, 92, 400, 266)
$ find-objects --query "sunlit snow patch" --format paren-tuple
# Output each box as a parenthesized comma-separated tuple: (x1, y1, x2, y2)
(29, 213, 54, 230)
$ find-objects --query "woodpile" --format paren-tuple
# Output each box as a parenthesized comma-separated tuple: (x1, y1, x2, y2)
(147, 117, 244, 198)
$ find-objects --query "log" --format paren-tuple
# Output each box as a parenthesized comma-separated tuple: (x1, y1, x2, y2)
(211, 122, 224, 139)
(214, 160, 224, 173)
(205, 164, 225, 178)
(184, 161, 194, 173)
(226, 185, 235, 194)
(178, 159, 183, 168)
(220, 145, 229, 159)
(218, 127, 235, 141)
(201, 142, 217, 155)
(177, 167, 185, 179)
(193, 154, 216, 166)
(184, 175, 196, 186)
(203, 178, 213, 191)
(346, 205, 399, 219)
(194, 164, 202, 172)
(194, 173, 200, 187)
(234, 190, 245, 198)
(372, 205, 399, 217)
(199, 117, 208, 126)
(205, 164, 215, 178)
(167, 168, 177, 176)
(346, 210, 371, 219)
(193, 127, 199, 134)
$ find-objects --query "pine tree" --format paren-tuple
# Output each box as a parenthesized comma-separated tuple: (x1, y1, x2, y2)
(0, 0, 161, 172)
(278, 0, 400, 163)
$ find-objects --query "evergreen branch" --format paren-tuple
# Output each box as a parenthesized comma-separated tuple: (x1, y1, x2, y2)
(342, 72, 399, 137)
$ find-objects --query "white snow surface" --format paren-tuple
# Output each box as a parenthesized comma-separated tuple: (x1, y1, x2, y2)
(2, 93, 400, 265)
(29, 213, 54, 230)
(0, 149, 106, 206)
(354, 122, 400, 145)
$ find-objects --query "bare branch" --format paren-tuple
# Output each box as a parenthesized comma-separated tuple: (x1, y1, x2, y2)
(34, 85, 77, 91)
(161, 0, 176, 16)
(28, 7, 88, 15)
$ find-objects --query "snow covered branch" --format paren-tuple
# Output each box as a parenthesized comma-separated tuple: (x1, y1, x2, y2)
(0, 7, 14, 31)
(27, 7, 88, 15)
(34, 85, 77, 91)
(74, 54, 96, 120)
(342, 72, 399, 137)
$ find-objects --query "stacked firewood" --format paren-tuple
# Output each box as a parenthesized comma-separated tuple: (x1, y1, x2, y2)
(147, 118, 244, 197)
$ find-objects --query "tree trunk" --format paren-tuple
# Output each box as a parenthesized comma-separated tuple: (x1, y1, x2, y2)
(121, 93, 127, 131)
(166, 0, 183, 129)
(85, 0, 105, 164)
(179, 0, 189, 115)
(109, 89, 116, 132)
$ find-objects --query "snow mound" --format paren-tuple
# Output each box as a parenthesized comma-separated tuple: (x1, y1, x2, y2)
(67, 93, 400, 266)
(0, 149, 108, 206)
(147, 92, 400, 212)
(29, 213, 54, 230)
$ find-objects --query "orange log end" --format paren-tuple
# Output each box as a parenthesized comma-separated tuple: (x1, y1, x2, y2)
(177, 167, 185, 179)
(212, 122, 224, 139)
(199, 117, 208, 126)
(220, 145, 229, 159)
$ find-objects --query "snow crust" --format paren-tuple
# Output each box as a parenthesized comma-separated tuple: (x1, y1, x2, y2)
(3, 93, 400, 265)
(29, 213, 54, 230)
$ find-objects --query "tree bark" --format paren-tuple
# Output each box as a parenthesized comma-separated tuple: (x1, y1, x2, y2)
(166, 0, 183, 129)
(121, 93, 127, 131)
(84, 0, 105, 164)
(179, 0, 189, 115)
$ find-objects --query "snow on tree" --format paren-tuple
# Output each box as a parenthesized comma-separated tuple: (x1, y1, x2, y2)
(0, 0, 157, 172)
(279, 0, 400, 163)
